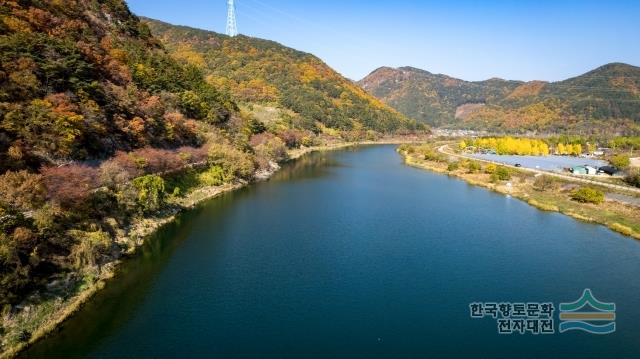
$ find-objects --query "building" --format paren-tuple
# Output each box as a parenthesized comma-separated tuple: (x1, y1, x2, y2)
(571, 165, 598, 175)
(571, 166, 587, 175)
(585, 166, 598, 175)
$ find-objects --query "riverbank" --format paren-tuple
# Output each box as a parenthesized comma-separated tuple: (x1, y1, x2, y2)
(0, 138, 422, 359)
(0, 182, 245, 359)
(399, 144, 640, 241)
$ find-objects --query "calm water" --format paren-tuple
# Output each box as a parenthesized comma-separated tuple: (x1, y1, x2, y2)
(24, 146, 640, 358)
(471, 154, 607, 172)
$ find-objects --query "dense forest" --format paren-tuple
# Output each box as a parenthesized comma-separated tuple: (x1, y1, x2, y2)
(0, 0, 250, 317)
(143, 18, 423, 134)
(359, 64, 640, 134)
(0, 0, 239, 173)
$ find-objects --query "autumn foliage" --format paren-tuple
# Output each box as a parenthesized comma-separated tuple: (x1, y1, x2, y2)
(0, 0, 235, 173)
(41, 165, 98, 208)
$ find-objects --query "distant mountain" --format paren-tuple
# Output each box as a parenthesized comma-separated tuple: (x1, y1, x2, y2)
(359, 63, 640, 134)
(144, 19, 423, 133)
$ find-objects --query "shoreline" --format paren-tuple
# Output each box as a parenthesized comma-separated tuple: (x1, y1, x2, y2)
(399, 148, 640, 241)
(1, 139, 418, 359)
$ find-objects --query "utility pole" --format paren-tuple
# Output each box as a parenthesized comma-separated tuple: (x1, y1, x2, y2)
(226, 0, 238, 37)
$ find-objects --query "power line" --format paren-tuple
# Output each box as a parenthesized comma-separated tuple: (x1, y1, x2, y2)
(226, 0, 238, 37)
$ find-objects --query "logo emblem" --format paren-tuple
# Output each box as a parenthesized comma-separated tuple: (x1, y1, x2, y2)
(559, 289, 616, 334)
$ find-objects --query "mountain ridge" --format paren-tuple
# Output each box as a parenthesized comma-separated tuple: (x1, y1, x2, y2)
(359, 62, 640, 134)
(143, 18, 423, 134)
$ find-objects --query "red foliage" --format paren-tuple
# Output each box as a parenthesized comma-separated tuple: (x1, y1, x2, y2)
(125, 116, 147, 144)
(163, 112, 199, 143)
(42, 165, 99, 208)
(103, 58, 132, 85)
(140, 95, 165, 118)
(25, 7, 52, 30)
(129, 148, 186, 174)
(249, 132, 276, 147)
(103, 146, 208, 183)
(46, 93, 79, 116)
(109, 151, 143, 178)
(177, 146, 209, 164)
(277, 130, 305, 148)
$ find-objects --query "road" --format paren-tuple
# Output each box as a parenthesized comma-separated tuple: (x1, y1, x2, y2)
(437, 145, 640, 195)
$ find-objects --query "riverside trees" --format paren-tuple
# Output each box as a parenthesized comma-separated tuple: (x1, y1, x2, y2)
(465, 137, 551, 156)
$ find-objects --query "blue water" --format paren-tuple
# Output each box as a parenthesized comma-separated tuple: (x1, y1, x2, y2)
(24, 146, 640, 358)
(471, 154, 607, 172)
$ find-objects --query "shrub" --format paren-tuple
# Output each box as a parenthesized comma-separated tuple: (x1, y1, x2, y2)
(624, 168, 640, 188)
(42, 165, 99, 208)
(610, 154, 630, 169)
(99, 160, 131, 188)
(467, 161, 481, 173)
(571, 187, 605, 204)
(177, 146, 209, 164)
(32, 203, 64, 235)
(198, 166, 225, 187)
(398, 144, 414, 154)
(208, 144, 256, 181)
(127, 147, 187, 175)
(278, 129, 305, 149)
(0, 170, 46, 211)
(108, 151, 144, 178)
(489, 166, 511, 183)
(494, 166, 511, 181)
(0, 202, 29, 234)
(178, 90, 227, 124)
(132, 175, 166, 211)
(415, 145, 446, 163)
(301, 136, 316, 147)
(484, 164, 497, 174)
(252, 134, 288, 163)
(447, 162, 460, 171)
(533, 175, 559, 192)
(69, 230, 112, 270)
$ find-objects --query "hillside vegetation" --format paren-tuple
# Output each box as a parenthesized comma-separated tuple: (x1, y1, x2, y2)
(0, 0, 258, 326)
(0, 0, 237, 173)
(144, 18, 423, 134)
(359, 64, 640, 134)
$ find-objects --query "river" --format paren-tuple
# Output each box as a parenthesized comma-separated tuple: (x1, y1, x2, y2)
(23, 145, 640, 358)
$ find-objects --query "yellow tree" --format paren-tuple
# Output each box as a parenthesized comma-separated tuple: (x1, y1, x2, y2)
(557, 143, 566, 155)
(540, 143, 550, 156)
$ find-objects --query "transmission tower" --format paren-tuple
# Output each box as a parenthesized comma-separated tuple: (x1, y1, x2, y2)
(226, 0, 238, 37)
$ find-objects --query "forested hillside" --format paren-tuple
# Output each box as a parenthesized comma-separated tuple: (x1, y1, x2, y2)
(144, 18, 423, 134)
(359, 63, 640, 134)
(359, 66, 521, 128)
(0, 2, 257, 335)
(0, 0, 236, 173)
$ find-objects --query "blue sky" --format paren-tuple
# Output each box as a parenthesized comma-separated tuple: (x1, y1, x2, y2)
(127, 0, 640, 82)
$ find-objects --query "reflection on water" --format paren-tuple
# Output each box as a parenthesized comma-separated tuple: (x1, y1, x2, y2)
(21, 149, 340, 358)
(22, 145, 640, 359)
(272, 150, 344, 183)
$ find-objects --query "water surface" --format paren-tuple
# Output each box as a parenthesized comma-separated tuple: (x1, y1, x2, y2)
(24, 146, 640, 358)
